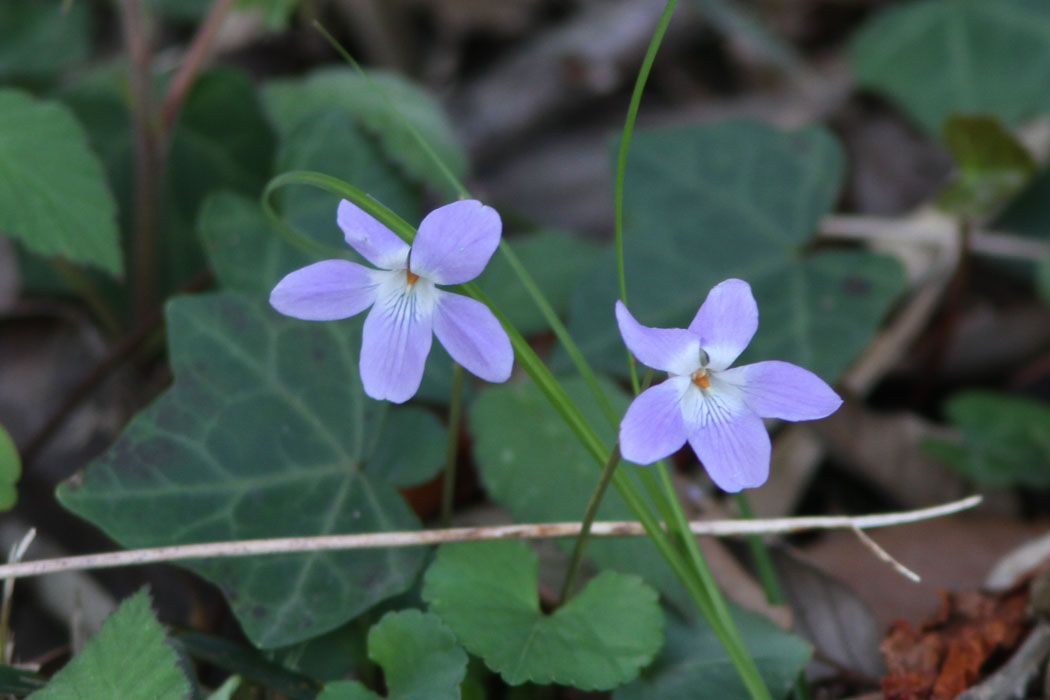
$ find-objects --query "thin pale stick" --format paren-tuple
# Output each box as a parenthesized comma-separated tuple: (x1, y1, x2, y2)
(851, 525, 920, 583)
(0, 496, 980, 581)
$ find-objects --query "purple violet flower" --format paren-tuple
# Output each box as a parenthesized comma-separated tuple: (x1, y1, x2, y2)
(616, 278, 842, 492)
(270, 199, 513, 403)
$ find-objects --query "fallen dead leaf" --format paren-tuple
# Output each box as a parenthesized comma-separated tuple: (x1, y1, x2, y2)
(880, 587, 1030, 700)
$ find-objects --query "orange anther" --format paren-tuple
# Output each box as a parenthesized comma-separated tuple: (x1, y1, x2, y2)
(691, 370, 710, 389)
(405, 270, 420, 285)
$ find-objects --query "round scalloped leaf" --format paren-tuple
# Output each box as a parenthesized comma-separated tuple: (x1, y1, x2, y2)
(564, 120, 905, 383)
(851, 0, 1050, 135)
(58, 293, 446, 648)
(317, 610, 467, 700)
(0, 89, 121, 276)
(423, 540, 663, 690)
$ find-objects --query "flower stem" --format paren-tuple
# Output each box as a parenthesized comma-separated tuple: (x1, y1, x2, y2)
(559, 444, 623, 603)
(440, 363, 465, 528)
(735, 492, 784, 604)
(657, 464, 772, 700)
(735, 492, 814, 700)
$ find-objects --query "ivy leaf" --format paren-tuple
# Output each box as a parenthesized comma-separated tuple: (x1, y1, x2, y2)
(936, 115, 1037, 219)
(0, 89, 121, 276)
(0, 0, 91, 80)
(59, 293, 447, 648)
(922, 390, 1050, 488)
(0, 424, 20, 512)
(317, 611, 467, 700)
(263, 68, 467, 194)
(423, 540, 664, 690)
(851, 0, 1050, 135)
(27, 589, 191, 700)
(565, 121, 905, 383)
(614, 607, 811, 700)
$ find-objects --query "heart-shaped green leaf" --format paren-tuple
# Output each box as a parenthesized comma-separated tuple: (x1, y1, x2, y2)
(264, 68, 467, 195)
(0, 89, 121, 276)
(423, 540, 663, 690)
(565, 121, 905, 383)
(318, 610, 467, 700)
(28, 590, 191, 700)
(614, 607, 811, 700)
(852, 0, 1050, 135)
(59, 293, 446, 648)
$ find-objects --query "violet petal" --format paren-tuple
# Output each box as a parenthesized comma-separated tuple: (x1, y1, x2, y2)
(358, 278, 434, 403)
(720, 360, 842, 421)
(269, 259, 378, 321)
(432, 290, 513, 383)
(409, 200, 501, 285)
(618, 377, 691, 465)
(337, 199, 410, 270)
(687, 278, 758, 371)
(615, 301, 702, 376)
(683, 389, 770, 492)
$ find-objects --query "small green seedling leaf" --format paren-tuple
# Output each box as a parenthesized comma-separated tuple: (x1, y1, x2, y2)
(423, 540, 664, 690)
(0, 89, 121, 276)
(317, 610, 466, 700)
(27, 589, 191, 700)
(0, 424, 20, 511)
(936, 115, 1037, 218)
(852, 0, 1050, 135)
(615, 607, 811, 700)
(922, 390, 1050, 488)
